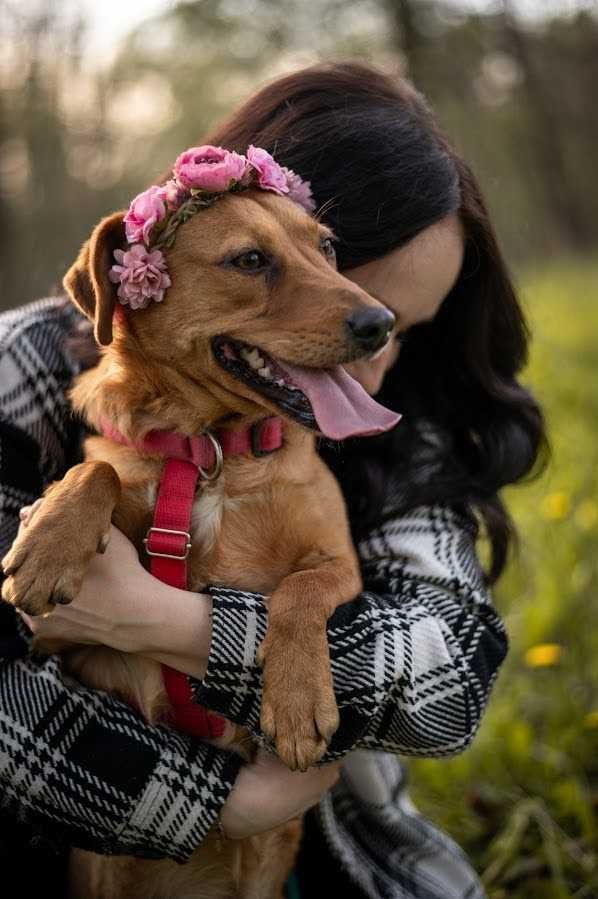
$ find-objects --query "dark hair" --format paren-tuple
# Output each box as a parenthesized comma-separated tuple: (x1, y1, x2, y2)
(205, 62, 547, 582)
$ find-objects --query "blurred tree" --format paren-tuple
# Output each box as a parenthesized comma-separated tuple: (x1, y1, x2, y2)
(500, 0, 590, 249)
(384, 0, 422, 81)
(106, 0, 393, 177)
(378, 2, 598, 257)
(1, 1, 125, 305)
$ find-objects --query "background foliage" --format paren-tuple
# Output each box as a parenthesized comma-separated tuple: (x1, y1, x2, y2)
(2, 2, 597, 895)
(412, 259, 598, 898)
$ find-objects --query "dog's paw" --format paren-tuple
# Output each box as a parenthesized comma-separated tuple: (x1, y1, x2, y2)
(1, 519, 109, 617)
(258, 636, 340, 771)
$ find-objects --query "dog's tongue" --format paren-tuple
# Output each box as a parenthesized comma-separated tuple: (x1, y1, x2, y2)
(277, 361, 401, 440)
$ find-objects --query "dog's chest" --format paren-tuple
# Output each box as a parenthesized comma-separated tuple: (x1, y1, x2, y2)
(190, 485, 226, 552)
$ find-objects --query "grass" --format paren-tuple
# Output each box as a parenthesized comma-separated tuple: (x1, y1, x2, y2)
(410, 259, 598, 898)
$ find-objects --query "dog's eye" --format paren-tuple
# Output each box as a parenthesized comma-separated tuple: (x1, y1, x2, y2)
(320, 237, 336, 260)
(230, 250, 269, 272)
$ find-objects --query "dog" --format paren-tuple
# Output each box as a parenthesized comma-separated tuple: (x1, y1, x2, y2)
(2, 171, 398, 897)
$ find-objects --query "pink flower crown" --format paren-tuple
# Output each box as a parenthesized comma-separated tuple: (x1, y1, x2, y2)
(109, 145, 316, 310)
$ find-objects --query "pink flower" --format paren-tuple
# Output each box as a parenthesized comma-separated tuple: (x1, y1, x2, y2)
(247, 146, 289, 195)
(282, 167, 316, 213)
(109, 245, 171, 310)
(124, 185, 169, 245)
(173, 145, 249, 192)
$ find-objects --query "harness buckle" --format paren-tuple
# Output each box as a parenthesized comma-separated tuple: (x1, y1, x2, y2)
(144, 527, 192, 560)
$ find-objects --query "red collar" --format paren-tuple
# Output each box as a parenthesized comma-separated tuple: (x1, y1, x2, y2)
(101, 416, 283, 738)
(102, 416, 284, 470)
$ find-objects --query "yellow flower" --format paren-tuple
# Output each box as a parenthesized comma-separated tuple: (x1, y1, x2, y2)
(541, 492, 570, 520)
(525, 643, 563, 668)
(575, 499, 598, 531)
(584, 711, 598, 729)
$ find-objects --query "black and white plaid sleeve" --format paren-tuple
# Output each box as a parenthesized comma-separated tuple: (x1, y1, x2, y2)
(194, 505, 508, 760)
(0, 615, 241, 860)
(0, 299, 242, 860)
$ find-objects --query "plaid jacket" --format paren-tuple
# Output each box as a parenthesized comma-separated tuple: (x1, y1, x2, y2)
(0, 298, 507, 896)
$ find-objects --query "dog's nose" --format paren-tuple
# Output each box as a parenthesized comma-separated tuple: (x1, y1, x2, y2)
(346, 307, 396, 353)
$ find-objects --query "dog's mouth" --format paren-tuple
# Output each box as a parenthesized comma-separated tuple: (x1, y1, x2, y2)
(213, 337, 317, 431)
(212, 337, 401, 440)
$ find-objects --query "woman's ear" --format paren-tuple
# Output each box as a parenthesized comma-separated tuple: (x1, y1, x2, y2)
(63, 212, 126, 346)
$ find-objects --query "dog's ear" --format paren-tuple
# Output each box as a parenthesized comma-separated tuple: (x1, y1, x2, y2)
(63, 212, 126, 346)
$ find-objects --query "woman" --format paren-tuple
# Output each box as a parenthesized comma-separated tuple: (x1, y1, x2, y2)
(0, 62, 544, 897)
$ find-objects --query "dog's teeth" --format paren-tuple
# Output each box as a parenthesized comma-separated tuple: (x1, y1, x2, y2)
(244, 348, 260, 366)
(258, 366, 271, 378)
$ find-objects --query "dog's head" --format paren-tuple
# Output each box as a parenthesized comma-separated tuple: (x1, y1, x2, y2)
(64, 190, 398, 439)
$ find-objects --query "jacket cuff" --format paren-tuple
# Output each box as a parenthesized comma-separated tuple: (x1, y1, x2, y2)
(190, 586, 375, 761)
(190, 586, 268, 731)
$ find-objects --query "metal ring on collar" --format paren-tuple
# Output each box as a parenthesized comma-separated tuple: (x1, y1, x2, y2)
(198, 431, 224, 481)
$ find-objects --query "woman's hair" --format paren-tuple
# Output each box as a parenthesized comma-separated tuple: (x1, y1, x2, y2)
(203, 61, 547, 583)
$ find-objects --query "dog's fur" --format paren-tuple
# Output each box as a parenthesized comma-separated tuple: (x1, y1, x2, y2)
(2, 190, 388, 898)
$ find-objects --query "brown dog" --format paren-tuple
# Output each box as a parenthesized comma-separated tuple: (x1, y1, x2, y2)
(2, 189, 397, 898)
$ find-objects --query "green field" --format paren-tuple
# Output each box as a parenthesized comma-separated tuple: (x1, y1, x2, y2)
(411, 260, 598, 898)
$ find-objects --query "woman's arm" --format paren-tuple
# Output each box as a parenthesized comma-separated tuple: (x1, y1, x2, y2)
(192, 504, 508, 760)
(27, 503, 506, 761)
(2, 456, 341, 852)
(0, 609, 240, 862)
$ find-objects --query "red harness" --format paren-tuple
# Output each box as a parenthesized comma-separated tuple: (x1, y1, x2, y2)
(102, 417, 284, 738)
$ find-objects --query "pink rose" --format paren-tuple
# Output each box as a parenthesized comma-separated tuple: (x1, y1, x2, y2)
(123, 185, 169, 245)
(282, 167, 316, 213)
(247, 146, 289, 195)
(173, 145, 249, 192)
(109, 245, 171, 310)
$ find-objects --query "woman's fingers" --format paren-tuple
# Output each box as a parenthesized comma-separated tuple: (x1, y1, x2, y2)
(16, 610, 38, 632)
(18, 498, 44, 532)
(220, 749, 341, 839)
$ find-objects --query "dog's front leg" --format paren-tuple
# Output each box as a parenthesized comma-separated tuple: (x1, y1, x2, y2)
(1, 461, 121, 617)
(257, 553, 361, 772)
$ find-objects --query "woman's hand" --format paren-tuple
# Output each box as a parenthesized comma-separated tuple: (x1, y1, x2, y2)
(17, 505, 213, 679)
(220, 749, 340, 839)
